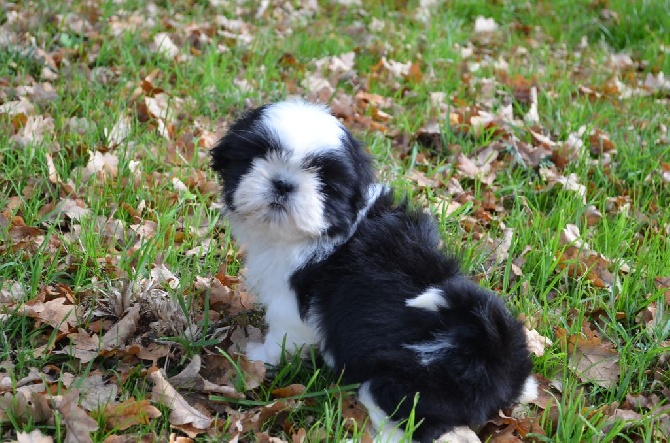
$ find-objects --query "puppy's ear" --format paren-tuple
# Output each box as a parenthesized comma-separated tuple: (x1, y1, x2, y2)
(210, 104, 270, 174)
(342, 130, 375, 190)
(209, 134, 230, 174)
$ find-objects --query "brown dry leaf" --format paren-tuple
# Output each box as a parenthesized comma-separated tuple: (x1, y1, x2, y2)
(77, 374, 118, 411)
(135, 342, 171, 364)
(303, 71, 335, 102)
(106, 115, 131, 147)
(588, 129, 616, 155)
(406, 61, 423, 83)
(525, 328, 553, 357)
(585, 205, 603, 227)
(20, 297, 77, 333)
(556, 224, 614, 288)
(526, 374, 555, 410)
(552, 126, 586, 168)
(456, 149, 497, 185)
(483, 413, 545, 442)
(540, 169, 586, 204)
(54, 389, 99, 443)
(168, 355, 242, 397)
(272, 384, 306, 399)
(148, 368, 213, 431)
(103, 434, 157, 443)
(16, 429, 54, 443)
(206, 276, 256, 316)
(201, 353, 265, 391)
(379, 57, 412, 78)
(228, 403, 278, 435)
(556, 245, 614, 288)
(11, 115, 55, 148)
(0, 280, 25, 305)
(150, 263, 180, 289)
(515, 139, 552, 168)
(100, 398, 162, 431)
(78, 151, 120, 182)
(226, 325, 264, 356)
(254, 400, 298, 433)
(169, 434, 194, 443)
(557, 327, 620, 388)
(473, 16, 499, 34)
(556, 225, 615, 288)
(50, 198, 91, 222)
(152, 33, 179, 58)
(61, 329, 101, 363)
(405, 169, 440, 188)
(101, 303, 141, 349)
(0, 390, 53, 424)
(654, 276, 670, 304)
(659, 162, 670, 184)
(340, 393, 368, 433)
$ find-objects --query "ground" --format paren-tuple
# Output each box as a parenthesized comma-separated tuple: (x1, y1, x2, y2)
(0, 0, 669, 442)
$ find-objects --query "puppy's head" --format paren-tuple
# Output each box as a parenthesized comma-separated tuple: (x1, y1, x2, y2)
(211, 100, 374, 241)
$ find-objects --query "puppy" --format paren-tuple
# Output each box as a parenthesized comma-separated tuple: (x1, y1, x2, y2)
(211, 100, 536, 442)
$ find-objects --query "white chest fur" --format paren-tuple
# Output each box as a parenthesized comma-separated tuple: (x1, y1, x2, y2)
(232, 223, 322, 363)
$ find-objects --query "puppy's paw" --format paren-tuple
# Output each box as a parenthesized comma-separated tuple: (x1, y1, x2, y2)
(436, 426, 480, 442)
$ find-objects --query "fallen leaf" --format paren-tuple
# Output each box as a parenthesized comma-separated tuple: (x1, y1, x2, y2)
(153, 32, 180, 58)
(150, 263, 180, 289)
(78, 151, 120, 182)
(168, 355, 243, 397)
(21, 297, 77, 333)
(556, 226, 615, 288)
(525, 328, 553, 357)
(201, 353, 265, 391)
(584, 205, 602, 227)
(148, 368, 213, 431)
(557, 327, 620, 388)
(272, 384, 306, 398)
(0, 390, 53, 425)
(77, 374, 119, 411)
(52, 198, 91, 221)
(540, 169, 586, 204)
(106, 115, 131, 147)
(100, 398, 162, 431)
(101, 303, 141, 349)
(339, 393, 368, 432)
(473, 16, 498, 33)
(54, 389, 99, 443)
(17, 429, 54, 443)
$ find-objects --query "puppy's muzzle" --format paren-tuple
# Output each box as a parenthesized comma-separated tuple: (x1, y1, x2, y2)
(272, 178, 295, 197)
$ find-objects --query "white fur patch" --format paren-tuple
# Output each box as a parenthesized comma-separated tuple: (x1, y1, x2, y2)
(261, 100, 345, 159)
(405, 287, 448, 312)
(358, 382, 404, 443)
(403, 336, 455, 366)
(517, 376, 539, 404)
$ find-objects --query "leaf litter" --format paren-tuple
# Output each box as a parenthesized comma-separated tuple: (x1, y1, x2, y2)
(2, 0, 670, 441)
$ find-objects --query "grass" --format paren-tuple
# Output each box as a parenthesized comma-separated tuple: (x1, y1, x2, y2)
(1, 0, 669, 441)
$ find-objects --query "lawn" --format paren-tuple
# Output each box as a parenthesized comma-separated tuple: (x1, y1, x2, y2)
(1, 0, 669, 441)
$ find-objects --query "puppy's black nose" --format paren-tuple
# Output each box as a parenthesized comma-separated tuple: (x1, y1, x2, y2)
(272, 178, 295, 196)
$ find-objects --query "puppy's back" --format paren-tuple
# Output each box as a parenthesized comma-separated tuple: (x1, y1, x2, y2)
(291, 187, 533, 441)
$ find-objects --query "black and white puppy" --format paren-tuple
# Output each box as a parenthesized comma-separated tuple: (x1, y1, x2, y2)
(211, 100, 536, 442)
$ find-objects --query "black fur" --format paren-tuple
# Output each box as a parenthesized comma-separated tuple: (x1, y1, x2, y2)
(291, 189, 533, 442)
(210, 101, 533, 442)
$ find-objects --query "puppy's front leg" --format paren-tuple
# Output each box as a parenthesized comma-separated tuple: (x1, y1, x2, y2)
(246, 328, 286, 364)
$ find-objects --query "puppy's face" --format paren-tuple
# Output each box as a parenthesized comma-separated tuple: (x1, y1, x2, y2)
(211, 101, 373, 241)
